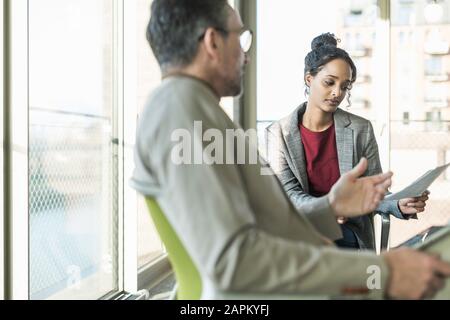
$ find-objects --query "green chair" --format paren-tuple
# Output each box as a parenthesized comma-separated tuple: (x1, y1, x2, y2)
(145, 197, 202, 300)
(145, 197, 330, 300)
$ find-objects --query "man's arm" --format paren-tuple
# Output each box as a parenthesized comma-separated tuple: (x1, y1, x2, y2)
(159, 145, 388, 297)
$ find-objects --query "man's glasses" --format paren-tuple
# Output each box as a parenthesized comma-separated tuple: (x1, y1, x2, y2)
(199, 28, 253, 53)
(238, 29, 253, 53)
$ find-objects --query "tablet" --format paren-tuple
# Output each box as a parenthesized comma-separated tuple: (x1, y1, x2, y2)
(414, 225, 450, 299)
(396, 226, 446, 248)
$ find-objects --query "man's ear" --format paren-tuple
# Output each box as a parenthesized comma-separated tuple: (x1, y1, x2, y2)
(202, 28, 221, 59)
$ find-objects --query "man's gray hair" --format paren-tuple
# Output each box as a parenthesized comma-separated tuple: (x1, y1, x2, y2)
(147, 0, 230, 72)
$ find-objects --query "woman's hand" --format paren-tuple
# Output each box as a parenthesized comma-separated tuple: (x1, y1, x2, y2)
(398, 191, 430, 215)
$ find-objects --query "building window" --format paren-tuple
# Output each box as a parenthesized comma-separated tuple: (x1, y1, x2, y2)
(403, 111, 410, 125)
(29, 0, 118, 299)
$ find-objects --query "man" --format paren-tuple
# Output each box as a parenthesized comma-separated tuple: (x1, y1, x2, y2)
(131, 0, 450, 299)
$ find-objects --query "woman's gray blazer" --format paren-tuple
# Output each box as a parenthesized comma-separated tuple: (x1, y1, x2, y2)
(266, 103, 411, 250)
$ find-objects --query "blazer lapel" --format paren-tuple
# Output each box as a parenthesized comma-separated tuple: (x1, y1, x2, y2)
(282, 106, 354, 191)
(283, 104, 310, 193)
(334, 109, 354, 175)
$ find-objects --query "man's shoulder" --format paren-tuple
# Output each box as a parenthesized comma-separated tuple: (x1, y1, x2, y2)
(142, 79, 208, 121)
(148, 77, 199, 107)
(148, 77, 218, 112)
(139, 77, 227, 138)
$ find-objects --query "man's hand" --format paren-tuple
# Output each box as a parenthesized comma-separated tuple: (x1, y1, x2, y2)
(383, 248, 450, 299)
(336, 217, 348, 224)
(328, 157, 393, 218)
(399, 191, 430, 215)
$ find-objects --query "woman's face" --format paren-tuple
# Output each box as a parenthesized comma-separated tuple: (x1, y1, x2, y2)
(305, 58, 353, 114)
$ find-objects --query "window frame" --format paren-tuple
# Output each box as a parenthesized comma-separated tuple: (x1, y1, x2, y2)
(4, 0, 29, 300)
(2, 0, 255, 299)
(122, 0, 172, 293)
(4, 0, 127, 300)
(1, 0, 5, 301)
(235, 0, 257, 130)
(123, 0, 139, 293)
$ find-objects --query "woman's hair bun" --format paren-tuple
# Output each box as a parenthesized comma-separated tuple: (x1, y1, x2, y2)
(311, 32, 339, 50)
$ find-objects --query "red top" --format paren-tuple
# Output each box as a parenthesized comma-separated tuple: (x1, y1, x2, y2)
(299, 122, 340, 197)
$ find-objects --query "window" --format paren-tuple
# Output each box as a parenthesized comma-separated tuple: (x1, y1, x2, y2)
(134, 0, 165, 270)
(425, 56, 443, 76)
(29, 0, 118, 299)
(0, 0, 4, 301)
(256, 0, 450, 249)
(390, 0, 450, 246)
(220, 0, 238, 120)
(344, 0, 378, 27)
(133, 0, 239, 270)
(394, 2, 414, 25)
(425, 83, 448, 108)
(257, 0, 379, 158)
(403, 112, 410, 125)
(6, 0, 240, 299)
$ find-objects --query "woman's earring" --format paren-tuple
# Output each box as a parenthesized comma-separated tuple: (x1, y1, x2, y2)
(345, 94, 351, 111)
(304, 86, 310, 97)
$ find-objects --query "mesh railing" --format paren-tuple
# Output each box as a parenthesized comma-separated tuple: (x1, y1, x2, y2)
(390, 120, 450, 246)
(29, 109, 116, 299)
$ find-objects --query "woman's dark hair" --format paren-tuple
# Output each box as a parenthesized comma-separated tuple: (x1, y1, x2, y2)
(304, 33, 357, 106)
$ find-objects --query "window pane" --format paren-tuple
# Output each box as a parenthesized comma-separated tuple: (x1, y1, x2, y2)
(29, 0, 118, 299)
(257, 0, 378, 158)
(390, 0, 450, 246)
(135, 0, 238, 269)
(0, 0, 4, 301)
(136, 0, 165, 268)
(220, 0, 237, 120)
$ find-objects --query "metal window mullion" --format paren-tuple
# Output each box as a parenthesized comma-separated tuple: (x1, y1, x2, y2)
(1, 0, 5, 301)
(375, 0, 391, 173)
(113, 0, 125, 295)
(373, 0, 392, 253)
(122, 0, 138, 293)
(4, 0, 29, 300)
(235, 0, 257, 130)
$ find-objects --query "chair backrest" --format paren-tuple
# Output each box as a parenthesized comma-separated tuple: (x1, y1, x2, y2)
(145, 197, 202, 300)
(380, 213, 390, 252)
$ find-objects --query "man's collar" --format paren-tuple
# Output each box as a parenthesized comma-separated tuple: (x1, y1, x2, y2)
(162, 72, 221, 101)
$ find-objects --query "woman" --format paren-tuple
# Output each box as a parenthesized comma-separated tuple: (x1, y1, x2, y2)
(266, 33, 429, 250)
